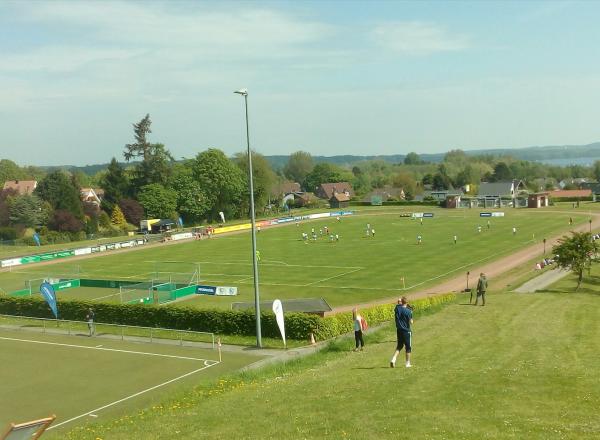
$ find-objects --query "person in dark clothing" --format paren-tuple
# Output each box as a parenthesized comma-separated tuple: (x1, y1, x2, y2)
(390, 297, 413, 368)
(86, 308, 95, 336)
(475, 273, 488, 306)
(352, 308, 365, 352)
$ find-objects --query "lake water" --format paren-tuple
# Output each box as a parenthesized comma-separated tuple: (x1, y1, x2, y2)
(536, 156, 600, 166)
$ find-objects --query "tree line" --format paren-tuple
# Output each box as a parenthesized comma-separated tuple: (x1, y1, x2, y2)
(2, 114, 600, 244)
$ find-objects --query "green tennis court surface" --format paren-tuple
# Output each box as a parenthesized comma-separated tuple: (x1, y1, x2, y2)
(0, 327, 263, 431)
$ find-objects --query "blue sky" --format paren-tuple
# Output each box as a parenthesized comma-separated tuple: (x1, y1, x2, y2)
(1, 0, 599, 166)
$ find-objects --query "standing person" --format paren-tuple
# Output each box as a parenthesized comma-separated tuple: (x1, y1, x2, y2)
(477, 225, 482, 233)
(352, 308, 365, 352)
(416, 234, 422, 245)
(390, 297, 413, 368)
(371, 228, 375, 238)
(487, 220, 491, 229)
(512, 227, 517, 236)
(86, 308, 95, 337)
(453, 235, 457, 244)
(475, 273, 488, 306)
(569, 217, 573, 225)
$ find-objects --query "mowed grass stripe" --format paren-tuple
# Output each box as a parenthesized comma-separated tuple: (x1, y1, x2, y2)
(63, 293, 600, 439)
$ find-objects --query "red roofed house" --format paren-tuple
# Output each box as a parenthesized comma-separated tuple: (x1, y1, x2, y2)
(550, 189, 592, 199)
(2, 180, 37, 195)
(316, 182, 354, 200)
(330, 193, 350, 209)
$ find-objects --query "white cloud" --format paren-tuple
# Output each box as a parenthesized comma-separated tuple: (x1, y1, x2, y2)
(371, 21, 469, 55)
(0, 47, 138, 73)
(16, 2, 332, 58)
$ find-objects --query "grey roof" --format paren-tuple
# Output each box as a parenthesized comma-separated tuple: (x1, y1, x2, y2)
(478, 181, 520, 197)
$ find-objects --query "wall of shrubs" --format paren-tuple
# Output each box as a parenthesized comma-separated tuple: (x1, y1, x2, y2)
(0, 293, 455, 341)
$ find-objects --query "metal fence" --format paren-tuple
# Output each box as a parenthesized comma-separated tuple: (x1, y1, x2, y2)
(0, 314, 215, 348)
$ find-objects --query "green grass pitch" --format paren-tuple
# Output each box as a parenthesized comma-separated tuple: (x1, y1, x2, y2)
(0, 328, 263, 431)
(0, 207, 588, 308)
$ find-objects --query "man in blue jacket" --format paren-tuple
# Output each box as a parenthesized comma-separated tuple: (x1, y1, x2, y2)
(390, 296, 413, 368)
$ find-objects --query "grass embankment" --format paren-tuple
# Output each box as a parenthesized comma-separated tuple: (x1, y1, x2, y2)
(59, 293, 600, 439)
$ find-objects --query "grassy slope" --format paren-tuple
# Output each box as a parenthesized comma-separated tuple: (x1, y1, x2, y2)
(60, 293, 600, 440)
(0, 208, 587, 308)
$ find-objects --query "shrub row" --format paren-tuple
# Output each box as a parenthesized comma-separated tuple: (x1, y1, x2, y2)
(313, 293, 456, 340)
(0, 293, 455, 341)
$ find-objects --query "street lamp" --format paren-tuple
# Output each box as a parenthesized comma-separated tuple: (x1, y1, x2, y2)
(234, 88, 262, 348)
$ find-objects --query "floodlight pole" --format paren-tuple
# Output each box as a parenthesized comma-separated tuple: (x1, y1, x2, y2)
(235, 89, 262, 348)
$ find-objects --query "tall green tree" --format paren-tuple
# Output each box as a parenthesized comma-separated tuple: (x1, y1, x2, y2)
(552, 231, 598, 291)
(593, 160, 600, 182)
(492, 162, 512, 181)
(283, 151, 314, 185)
(169, 165, 210, 223)
(0, 159, 27, 182)
(192, 149, 245, 221)
(137, 184, 178, 219)
(35, 170, 84, 220)
(404, 152, 423, 165)
(234, 151, 277, 213)
(123, 114, 173, 189)
(302, 163, 345, 192)
(100, 158, 129, 212)
(8, 194, 47, 227)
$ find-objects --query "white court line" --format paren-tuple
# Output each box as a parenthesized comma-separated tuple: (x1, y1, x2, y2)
(48, 360, 219, 430)
(303, 268, 363, 287)
(0, 336, 211, 362)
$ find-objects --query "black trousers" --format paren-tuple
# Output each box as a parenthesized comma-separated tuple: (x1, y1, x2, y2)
(355, 330, 364, 348)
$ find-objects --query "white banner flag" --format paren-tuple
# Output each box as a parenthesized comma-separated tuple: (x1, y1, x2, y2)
(272, 299, 286, 347)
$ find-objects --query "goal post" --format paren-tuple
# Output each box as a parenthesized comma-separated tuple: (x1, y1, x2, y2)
(152, 261, 200, 286)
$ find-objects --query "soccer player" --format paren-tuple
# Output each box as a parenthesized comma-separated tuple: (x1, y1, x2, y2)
(312, 231, 317, 241)
(371, 228, 375, 237)
(330, 234, 335, 242)
(302, 232, 308, 242)
(255, 250, 261, 262)
(417, 234, 422, 245)
(477, 225, 482, 233)
(512, 227, 517, 235)
(335, 234, 340, 241)
(487, 220, 491, 229)
(453, 235, 457, 244)
(324, 226, 329, 235)
(390, 297, 413, 368)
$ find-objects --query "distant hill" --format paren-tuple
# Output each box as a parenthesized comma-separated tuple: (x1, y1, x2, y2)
(40, 141, 600, 175)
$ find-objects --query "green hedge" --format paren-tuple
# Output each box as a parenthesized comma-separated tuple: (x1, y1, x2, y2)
(314, 293, 456, 340)
(0, 293, 455, 341)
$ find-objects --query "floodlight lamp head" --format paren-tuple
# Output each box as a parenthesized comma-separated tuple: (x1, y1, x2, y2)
(234, 88, 248, 96)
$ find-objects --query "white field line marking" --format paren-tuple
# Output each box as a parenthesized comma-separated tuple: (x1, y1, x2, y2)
(303, 268, 363, 287)
(91, 292, 121, 301)
(193, 261, 364, 270)
(0, 336, 211, 362)
(48, 359, 219, 430)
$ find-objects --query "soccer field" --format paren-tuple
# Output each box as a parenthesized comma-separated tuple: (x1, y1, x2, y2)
(0, 327, 262, 432)
(0, 207, 589, 308)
